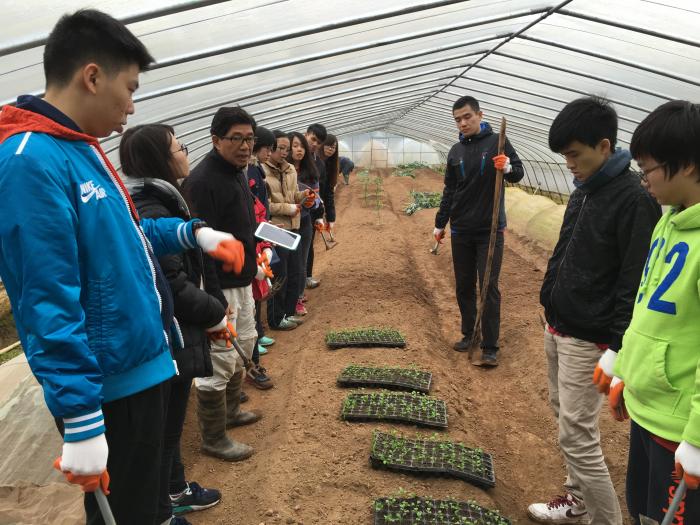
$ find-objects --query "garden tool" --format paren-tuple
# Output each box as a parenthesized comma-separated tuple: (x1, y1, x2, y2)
(315, 221, 338, 250)
(429, 241, 440, 255)
(470, 117, 507, 362)
(257, 251, 284, 298)
(95, 487, 116, 525)
(209, 324, 253, 372)
(640, 479, 687, 525)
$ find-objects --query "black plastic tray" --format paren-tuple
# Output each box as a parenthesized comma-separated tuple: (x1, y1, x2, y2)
(370, 432, 495, 489)
(373, 497, 511, 525)
(340, 392, 447, 428)
(337, 366, 431, 393)
(326, 329, 406, 349)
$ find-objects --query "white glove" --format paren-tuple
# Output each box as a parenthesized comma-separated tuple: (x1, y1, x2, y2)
(433, 227, 445, 243)
(263, 248, 273, 263)
(328, 222, 335, 231)
(502, 157, 512, 174)
(675, 441, 700, 487)
(195, 227, 235, 252)
(206, 315, 227, 333)
(255, 266, 266, 281)
(315, 218, 325, 228)
(287, 203, 299, 215)
(593, 349, 617, 393)
(60, 433, 108, 476)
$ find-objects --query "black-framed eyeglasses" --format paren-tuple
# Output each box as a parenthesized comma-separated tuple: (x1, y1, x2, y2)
(639, 163, 666, 183)
(219, 135, 257, 147)
(173, 143, 188, 156)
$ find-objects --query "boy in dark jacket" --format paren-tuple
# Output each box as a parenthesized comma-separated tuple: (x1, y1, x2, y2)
(434, 95, 524, 367)
(528, 97, 660, 525)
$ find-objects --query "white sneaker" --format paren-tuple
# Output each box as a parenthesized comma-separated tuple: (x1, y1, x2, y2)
(527, 493, 589, 524)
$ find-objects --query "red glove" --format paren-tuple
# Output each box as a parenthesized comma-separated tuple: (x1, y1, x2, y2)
(592, 349, 617, 394)
(302, 190, 316, 208)
(53, 457, 110, 494)
(195, 227, 245, 274)
(433, 227, 445, 244)
(608, 377, 628, 422)
(492, 154, 512, 173)
(675, 441, 700, 490)
(208, 322, 237, 348)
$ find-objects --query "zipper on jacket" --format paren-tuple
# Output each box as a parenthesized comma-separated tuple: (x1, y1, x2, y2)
(549, 194, 587, 311)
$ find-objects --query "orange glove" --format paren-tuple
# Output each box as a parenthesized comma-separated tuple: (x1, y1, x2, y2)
(492, 154, 512, 173)
(208, 321, 238, 348)
(256, 253, 274, 278)
(53, 457, 110, 494)
(608, 377, 628, 422)
(302, 190, 316, 208)
(592, 349, 617, 394)
(314, 219, 325, 232)
(675, 441, 700, 490)
(195, 227, 245, 274)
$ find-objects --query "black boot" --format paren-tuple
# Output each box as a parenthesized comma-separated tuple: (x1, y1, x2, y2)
(196, 388, 253, 461)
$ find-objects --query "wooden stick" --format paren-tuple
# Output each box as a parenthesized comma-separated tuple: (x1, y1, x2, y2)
(0, 340, 21, 356)
(469, 117, 507, 357)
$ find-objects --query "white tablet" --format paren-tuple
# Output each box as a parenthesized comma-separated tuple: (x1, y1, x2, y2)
(255, 222, 301, 251)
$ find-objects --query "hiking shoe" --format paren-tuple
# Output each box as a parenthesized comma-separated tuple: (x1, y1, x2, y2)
(305, 277, 320, 289)
(474, 349, 498, 368)
(272, 317, 297, 330)
(527, 493, 589, 524)
(295, 299, 308, 316)
(259, 336, 275, 346)
(453, 337, 472, 352)
(247, 366, 274, 390)
(257, 344, 268, 356)
(171, 481, 221, 515)
(287, 314, 304, 325)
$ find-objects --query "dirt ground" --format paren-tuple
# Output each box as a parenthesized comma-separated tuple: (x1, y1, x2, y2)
(180, 168, 632, 525)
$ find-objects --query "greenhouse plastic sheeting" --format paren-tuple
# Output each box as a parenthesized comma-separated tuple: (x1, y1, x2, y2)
(1, 0, 698, 196)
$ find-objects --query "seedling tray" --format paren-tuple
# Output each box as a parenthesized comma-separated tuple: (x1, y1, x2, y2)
(326, 328, 406, 349)
(373, 497, 511, 525)
(337, 365, 432, 393)
(340, 391, 447, 428)
(370, 431, 495, 489)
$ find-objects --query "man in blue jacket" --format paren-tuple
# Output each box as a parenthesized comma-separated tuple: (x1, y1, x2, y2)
(0, 10, 244, 525)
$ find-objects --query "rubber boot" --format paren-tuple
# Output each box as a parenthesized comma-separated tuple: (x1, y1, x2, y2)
(196, 388, 253, 461)
(225, 369, 262, 428)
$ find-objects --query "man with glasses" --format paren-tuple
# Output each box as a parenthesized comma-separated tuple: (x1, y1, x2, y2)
(528, 96, 660, 525)
(184, 107, 263, 462)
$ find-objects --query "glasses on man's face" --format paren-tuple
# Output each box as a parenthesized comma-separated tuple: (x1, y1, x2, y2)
(639, 163, 666, 183)
(276, 145, 290, 153)
(220, 135, 256, 147)
(173, 143, 188, 156)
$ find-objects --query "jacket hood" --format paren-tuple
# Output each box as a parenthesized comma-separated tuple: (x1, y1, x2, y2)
(459, 121, 493, 144)
(0, 105, 95, 145)
(123, 175, 191, 220)
(671, 202, 700, 231)
(575, 148, 631, 191)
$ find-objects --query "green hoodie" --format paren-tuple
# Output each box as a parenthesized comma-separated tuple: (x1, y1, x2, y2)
(615, 203, 700, 446)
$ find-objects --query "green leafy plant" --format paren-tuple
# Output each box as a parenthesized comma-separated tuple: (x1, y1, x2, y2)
(337, 364, 431, 392)
(373, 496, 511, 525)
(325, 327, 406, 348)
(340, 390, 447, 428)
(370, 430, 496, 488)
(394, 161, 429, 178)
(404, 191, 442, 215)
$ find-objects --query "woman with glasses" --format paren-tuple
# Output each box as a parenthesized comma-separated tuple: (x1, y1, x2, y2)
(262, 130, 311, 330)
(120, 124, 224, 525)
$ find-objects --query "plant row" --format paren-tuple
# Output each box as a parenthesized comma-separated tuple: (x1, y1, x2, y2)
(338, 364, 432, 393)
(341, 391, 447, 428)
(373, 496, 511, 525)
(326, 327, 406, 348)
(404, 191, 442, 215)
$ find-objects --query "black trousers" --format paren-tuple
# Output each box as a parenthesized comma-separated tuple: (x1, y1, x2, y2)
(267, 236, 301, 327)
(297, 214, 313, 296)
(156, 377, 192, 523)
(627, 420, 700, 524)
(73, 381, 167, 525)
(450, 231, 504, 350)
(253, 299, 263, 365)
(307, 227, 316, 278)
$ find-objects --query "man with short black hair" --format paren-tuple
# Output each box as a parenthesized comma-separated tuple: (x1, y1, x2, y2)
(0, 9, 244, 525)
(528, 96, 660, 525)
(185, 106, 264, 462)
(434, 95, 524, 367)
